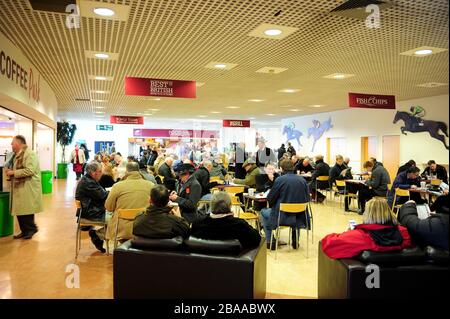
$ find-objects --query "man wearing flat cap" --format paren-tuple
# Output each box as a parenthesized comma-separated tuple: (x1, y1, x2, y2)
(233, 158, 260, 188)
(169, 163, 203, 223)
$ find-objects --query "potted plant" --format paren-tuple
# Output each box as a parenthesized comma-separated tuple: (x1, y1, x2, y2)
(56, 121, 77, 179)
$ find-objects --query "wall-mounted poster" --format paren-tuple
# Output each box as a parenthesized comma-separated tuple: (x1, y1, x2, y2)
(308, 118, 333, 152)
(393, 106, 449, 150)
(282, 122, 303, 148)
(94, 141, 115, 154)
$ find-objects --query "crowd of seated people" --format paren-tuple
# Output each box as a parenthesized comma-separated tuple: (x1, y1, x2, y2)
(74, 142, 449, 262)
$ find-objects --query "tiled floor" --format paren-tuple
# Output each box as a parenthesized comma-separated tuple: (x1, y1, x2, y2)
(0, 174, 363, 299)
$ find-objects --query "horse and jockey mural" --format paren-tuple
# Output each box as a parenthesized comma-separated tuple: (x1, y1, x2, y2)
(282, 122, 303, 148)
(393, 106, 449, 150)
(308, 118, 333, 152)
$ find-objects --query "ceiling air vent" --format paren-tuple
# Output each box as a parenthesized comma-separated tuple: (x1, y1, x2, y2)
(329, 0, 393, 21)
(28, 0, 74, 14)
(74, 98, 91, 102)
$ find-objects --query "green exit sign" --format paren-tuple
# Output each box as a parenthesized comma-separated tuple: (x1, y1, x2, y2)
(96, 125, 113, 131)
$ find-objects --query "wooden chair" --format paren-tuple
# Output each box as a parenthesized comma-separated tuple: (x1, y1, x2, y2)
(391, 188, 410, 215)
(270, 202, 312, 259)
(224, 186, 245, 196)
(431, 179, 442, 186)
(230, 195, 261, 230)
(209, 176, 221, 183)
(315, 176, 331, 202)
(334, 180, 358, 211)
(75, 200, 109, 259)
(113, 208, 146, 249)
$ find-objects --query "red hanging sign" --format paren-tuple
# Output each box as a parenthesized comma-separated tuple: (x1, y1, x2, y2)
(133, 128, 219, 138)
(223, 120, 251, 128)
(124, 76, 196, 98)
(110, 116, 144, 125)
(349, 92, 396, 109)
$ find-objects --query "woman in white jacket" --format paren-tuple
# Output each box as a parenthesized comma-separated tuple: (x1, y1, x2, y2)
(70, 144, 86, 180)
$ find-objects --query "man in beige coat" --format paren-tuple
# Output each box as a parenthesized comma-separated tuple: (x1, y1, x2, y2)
(5, 135, 43, 239)
(105, 162, 154, 242)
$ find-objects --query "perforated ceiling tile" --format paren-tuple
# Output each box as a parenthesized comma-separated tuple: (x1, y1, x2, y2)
(0, 0, 448, 120)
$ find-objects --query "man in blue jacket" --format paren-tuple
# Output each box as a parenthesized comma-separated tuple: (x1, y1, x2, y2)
(388, 166, 422, 207)
(260, 159, 311, 250)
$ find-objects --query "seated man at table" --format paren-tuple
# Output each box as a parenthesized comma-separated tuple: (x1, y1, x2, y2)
(387, 166, 423, 207)
(75, 161, 109, 253)
(191, 192, 261, 249)
(105, 162, 154, 243)
(309, 155, 330, 203)
(233, 159, 260, 188)
(210, 155, 227, 180)
(193, 160, 218, 200)
(158, 156, 177, 191)
(396, 159, 416, 176)
(329, 155, 354, 211)
(169, 163, 203, 224)
(421, 160, 448, 184)
(322, 197, 412, 259)
(260, 159, 311, 250)
(294, 157, 314, 174)
(133, 185, 190, 239)
(398, 196, 448, 251)
(254, 162, 280, 211)
(358, 161, 390, 215)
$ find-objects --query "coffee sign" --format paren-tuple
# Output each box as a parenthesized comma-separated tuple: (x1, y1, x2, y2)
(223, 120, 251, 128)
(349, 92, 396, 109)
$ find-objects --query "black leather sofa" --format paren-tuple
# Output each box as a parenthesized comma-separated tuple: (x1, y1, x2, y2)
(113, 236, 266, 299)
(318, 242, 449, 299)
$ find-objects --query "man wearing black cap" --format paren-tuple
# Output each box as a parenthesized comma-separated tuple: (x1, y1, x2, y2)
(169, 163, 203, 223)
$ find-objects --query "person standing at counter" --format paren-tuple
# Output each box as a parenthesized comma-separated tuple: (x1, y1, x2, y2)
(5, 135, 42, 240)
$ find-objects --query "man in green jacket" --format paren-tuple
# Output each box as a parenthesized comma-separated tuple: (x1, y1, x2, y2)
(233, 159, 261, 188)
(133, 185, 190, 239)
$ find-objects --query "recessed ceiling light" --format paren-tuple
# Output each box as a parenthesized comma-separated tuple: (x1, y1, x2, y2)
(400, 46, 447, 57)
(265, 113, 276, 116)
(210, 111, 222, 114)
(91, 99, 107, 103)
(280, 105, 292, 108)
(94, 53, 109, 59)
(92, 90, 108, 94)
(309, 104, 324, 108)
(248, 99, 264, 102)
(249, 117, 255, 120)
(198, 115, 207, 118)
(205, 62, 238, 70)
(94, 76, 107, 80)
(414, 49, 433, 56)
(226, 106, 240, 109)
(289, 109, 301, 112)
(93, 7, 115, 17)
(148, 108, 160, 111)
(323, 73, 355, 80)
(94, 106, 105, 109)
(94, 111, 105, 114)
(249, 23, 299, 40)
(278, 89, 300, 93)
(264, 29, 282, 36)
(417, 82, 448, 88)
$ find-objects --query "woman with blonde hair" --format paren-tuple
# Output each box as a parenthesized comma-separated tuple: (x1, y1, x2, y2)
(321, 197, 412, 259)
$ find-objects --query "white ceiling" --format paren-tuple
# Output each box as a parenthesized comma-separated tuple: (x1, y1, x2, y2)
(0, 0, 448, 122)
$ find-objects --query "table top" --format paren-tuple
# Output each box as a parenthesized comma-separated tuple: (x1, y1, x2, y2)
(215, 182, 247, 188)
(409, 187, 443, 196)
(345, 179, 367, 184)
(243, 193, 267, 201)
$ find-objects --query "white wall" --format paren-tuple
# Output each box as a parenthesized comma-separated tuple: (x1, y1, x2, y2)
(281, 94, 449, 169)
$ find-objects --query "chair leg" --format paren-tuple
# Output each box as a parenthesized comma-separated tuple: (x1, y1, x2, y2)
(75, 226, 80, 259)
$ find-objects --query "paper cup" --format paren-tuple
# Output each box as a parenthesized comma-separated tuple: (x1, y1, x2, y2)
(248, 188, 255, 196)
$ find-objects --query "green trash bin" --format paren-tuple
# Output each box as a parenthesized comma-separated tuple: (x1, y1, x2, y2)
(41, 170, 53, 194)
(0, 192, 13, 237)
(57, 163, 68, 179)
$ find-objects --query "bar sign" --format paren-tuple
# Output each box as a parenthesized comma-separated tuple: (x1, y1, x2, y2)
(96, 125, 114, 131)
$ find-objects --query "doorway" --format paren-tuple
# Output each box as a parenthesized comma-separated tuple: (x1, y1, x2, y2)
(360, 136, 378, 171)
(382, 135, 400, 181)
(326, 137, 347, 164)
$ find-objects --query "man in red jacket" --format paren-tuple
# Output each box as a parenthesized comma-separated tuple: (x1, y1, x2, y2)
(322, 197, 412, 259)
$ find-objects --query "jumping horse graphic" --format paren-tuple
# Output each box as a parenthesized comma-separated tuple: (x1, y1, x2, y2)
(393, 111, 449, 150)
(282, 123, 303, 148)
(307, 118, 333, 152)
